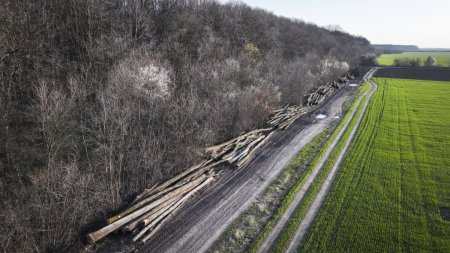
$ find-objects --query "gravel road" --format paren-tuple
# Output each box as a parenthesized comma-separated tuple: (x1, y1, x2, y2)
(133, 90, 349, 253)
(95, 70, 370, 253)
(257, 68, 377, 253)
(285, 71, 378, 253)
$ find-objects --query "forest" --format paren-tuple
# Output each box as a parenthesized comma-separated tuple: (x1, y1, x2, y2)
(0, 0, 372, 251)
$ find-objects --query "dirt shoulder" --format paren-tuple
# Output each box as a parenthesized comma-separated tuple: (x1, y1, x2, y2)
(131, 88, 351, 253)
(257, 69, 377, 253)
(285, 76, 378, 253)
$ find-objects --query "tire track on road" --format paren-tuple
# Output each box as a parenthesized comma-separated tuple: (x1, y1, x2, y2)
(285, 73, 379, 253)
(257, 68, 378, 253)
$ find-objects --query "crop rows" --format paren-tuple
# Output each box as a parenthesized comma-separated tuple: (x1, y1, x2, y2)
(247, 82, 372, 253)
(299, 78, 450, 252)
(268, 81, 375, 252)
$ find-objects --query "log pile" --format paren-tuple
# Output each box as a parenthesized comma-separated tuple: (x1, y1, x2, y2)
(268, 106, 309, 130)
(331, 80, 341, 89)
(304, 71, 356, 106)
(87, 130, 276, 245)
(86, 71, 359, 246)
(305, 83, 335, 106)
(87, 160, 219, 244)
(204, 128, 273, 167)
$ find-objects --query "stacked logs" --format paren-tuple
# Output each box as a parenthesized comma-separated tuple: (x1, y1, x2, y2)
(205, 128, 273, 167)
(268, 106, 309, 130)
(305, 71, 355, 106)
(87, 160, 220, 244)
(86, 104, 312, 245)
(86, 71, 357, 245)
(305, 84, 334, 106)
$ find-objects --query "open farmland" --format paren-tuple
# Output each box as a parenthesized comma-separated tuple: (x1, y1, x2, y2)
(377, 52, 450, 67)
(299, 78, 450, 252)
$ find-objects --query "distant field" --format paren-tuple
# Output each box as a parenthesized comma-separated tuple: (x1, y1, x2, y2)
(377, 52, 450, 67)
(300, 78, 450, 252)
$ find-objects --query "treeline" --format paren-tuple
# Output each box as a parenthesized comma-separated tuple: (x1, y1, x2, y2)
(393, 57, 422, 67)
(393, 56, 436, 67)
(0, 0, 372, 251)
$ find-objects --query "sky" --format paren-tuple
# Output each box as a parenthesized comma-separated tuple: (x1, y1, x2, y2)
(219, 0, 450, 48)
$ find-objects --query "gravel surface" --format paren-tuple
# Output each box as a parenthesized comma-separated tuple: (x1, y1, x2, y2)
(285, 71, 378, 253)
(95, 70, 370, 253)
(257, 68, 377, 253)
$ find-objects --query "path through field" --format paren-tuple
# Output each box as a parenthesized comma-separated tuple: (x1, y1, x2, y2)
(130, 75, 363, 253)
(256, 68, 378, 253)
(285, 78, 378, 253)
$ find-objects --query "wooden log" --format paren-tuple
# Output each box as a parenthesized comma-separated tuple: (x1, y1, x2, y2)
(130, 159, 211, 205)
(128, 160, 225, 213)
(205, 128, 273, 155)
(87, 175, 209, 244)
(220, 134, 262, 162)
(136, 177, 215, 242)
(236, 132, 273, 167)
(131, 195, 183, 239)
(133, 161, 211, 206)
(122, 193, 181, 231)
(229, 135, 266, 164)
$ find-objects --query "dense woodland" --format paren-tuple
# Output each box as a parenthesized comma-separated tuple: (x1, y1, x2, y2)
(0, 0, 372, 251)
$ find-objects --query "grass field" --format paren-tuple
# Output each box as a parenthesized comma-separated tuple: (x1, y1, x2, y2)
(377, 52, 450, 67)
(300, 78, 450, 252)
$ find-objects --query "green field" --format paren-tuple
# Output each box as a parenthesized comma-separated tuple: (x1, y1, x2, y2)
(377, 52, 450, 67)
(300, 78, 450, 252)
(247, 83, 371, 253)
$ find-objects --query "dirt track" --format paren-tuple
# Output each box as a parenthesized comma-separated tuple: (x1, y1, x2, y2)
(95, 71, 369, 253)
(285, 75, 378, 253)
(257, 68, 377, 253)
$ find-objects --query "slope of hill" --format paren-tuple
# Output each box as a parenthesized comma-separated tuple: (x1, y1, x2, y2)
(0, 1, 372, 252)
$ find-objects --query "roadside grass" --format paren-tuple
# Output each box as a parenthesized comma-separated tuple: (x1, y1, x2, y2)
(377, 52, 450, 67)
(208, 85, 364, 253)
(247, 82, 371, 253)
(268, 82, 374, 252)
(206, 128, 332, 253)
(299, 78, 450, 252)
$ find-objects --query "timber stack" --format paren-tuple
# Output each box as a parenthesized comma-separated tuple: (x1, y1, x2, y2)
(87, 160, 219, 244)
(305, 71, 355, 106)
(86, 104, 308, 245)
(268, 106, 309, 130)
(87, 71, 357, 246)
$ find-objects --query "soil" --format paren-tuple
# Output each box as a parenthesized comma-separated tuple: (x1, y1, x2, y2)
(439, 207, 450, 221)
(375, 67, 450, 81)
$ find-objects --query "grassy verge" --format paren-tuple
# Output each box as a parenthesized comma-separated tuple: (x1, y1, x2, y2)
(269, 82, 373, 252)
(207, 128, 332, 253)
(246, 82, 371, 253)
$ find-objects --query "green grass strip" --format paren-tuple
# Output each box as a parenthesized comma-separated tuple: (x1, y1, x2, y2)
(270, 82, 374, 252)
(207, 128, 331, 253)
(248, 82, 371, 253)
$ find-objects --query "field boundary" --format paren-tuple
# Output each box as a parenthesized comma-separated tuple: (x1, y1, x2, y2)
(297, 77, 450, 252)
(251, 68, 377, 253)
(284, 78, 378, 253)
(375, 67, 450, 81)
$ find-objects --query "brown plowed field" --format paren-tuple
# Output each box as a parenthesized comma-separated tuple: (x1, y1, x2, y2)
(375, 67, 450, 81)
